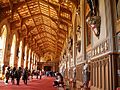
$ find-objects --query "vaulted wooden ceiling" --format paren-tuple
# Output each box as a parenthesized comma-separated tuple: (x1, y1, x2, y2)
(0, 0, 77, 61)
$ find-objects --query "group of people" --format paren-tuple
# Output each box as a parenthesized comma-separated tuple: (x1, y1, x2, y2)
(4, 66, 31, 85)
(31, 70, 43, 79)
(52, 62, 90, 89)
(4, 66, 65, 87)
(4, 63, 90, 89)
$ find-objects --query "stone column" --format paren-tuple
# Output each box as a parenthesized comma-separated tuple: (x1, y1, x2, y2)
(98, 62, 101, 88)
(81, 0, 86, 61)
(105, 60, 109, 90)
(104, 0, 115, 88)
(102, 61, 105, 90)
(72, 9, 78, 88)
(93, 63, 95, 87)
(73, 9, 77, 69)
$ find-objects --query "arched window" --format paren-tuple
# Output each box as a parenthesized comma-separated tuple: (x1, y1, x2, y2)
(10, 34, 16, 67)
(18, 41, 22, 67)
(24, 45, 27, 68)
(0, 25, 7, 77)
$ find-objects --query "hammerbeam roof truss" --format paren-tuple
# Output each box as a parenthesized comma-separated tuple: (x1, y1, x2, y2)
(0, 0, 75, 61)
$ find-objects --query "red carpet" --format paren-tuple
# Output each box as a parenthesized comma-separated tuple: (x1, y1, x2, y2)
(0, 76, 59, 90)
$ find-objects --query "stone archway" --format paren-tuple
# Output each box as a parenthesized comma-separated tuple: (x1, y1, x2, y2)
(44, 66, 52, 71)
(0, 25, 7, 77)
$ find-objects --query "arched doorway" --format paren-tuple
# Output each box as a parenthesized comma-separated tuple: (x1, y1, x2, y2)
(9, 34, 16, 67)
(0, 25, 7, 77)
(44, 66, 52, 71)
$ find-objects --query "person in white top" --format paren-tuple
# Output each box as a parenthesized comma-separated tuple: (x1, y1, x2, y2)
(39, 70, 42, 79)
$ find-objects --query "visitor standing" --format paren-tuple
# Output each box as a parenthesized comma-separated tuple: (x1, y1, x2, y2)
(22, 67, 28, 85)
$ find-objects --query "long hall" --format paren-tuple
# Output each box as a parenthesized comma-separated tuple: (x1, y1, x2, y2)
(0, 0, 120, 90)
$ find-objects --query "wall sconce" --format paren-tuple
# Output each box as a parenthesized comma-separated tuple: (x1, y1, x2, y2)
(86, 16, 101, 38)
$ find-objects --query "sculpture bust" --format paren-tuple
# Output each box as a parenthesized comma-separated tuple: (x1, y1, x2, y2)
(86, 0, 101, 38)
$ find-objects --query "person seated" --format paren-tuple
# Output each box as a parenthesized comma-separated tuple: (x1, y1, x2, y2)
(53, 73, 64, 87)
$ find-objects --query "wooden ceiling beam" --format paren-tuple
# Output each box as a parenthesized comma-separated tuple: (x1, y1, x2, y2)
(38, 41, 56, 46)
(32, 44, 56, 50)
(31, 39, 63, 50)
(1, 1, 25, 12)
(25, 0, 44, 52)
(42, 50, 56, 55)
(31, 31, 57, 38)
(11, 22, 67, 35)
(36, 36, 56, 43)
(1, 0, 72, 16)
(39, 0, 72, 14)
(39, 48, 56, 54)
(8, 0, 14, 19)
(16, 10, 24, 29)
(10, 11, 71, 27)
(1, 0, 72, 24)
(39, 45, 56, 50)
(57, 45, 62, 49)
(31, 47, 44, 54)
(10, 23, 50, 33)
(28, 24, 58, 34)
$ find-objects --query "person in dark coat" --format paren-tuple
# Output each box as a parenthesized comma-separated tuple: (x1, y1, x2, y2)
(15, 67, 22, 85)
(10, 67, 16, 85)
(5, 66, 10, 84)
(22, 67, 28, 85)
(36, 70, 39, 79)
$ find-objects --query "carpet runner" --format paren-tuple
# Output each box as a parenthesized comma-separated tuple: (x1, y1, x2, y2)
(0, 76, 61, 90)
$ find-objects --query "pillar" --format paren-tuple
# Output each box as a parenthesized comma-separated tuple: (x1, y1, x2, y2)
(102, 61, 105, 90)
